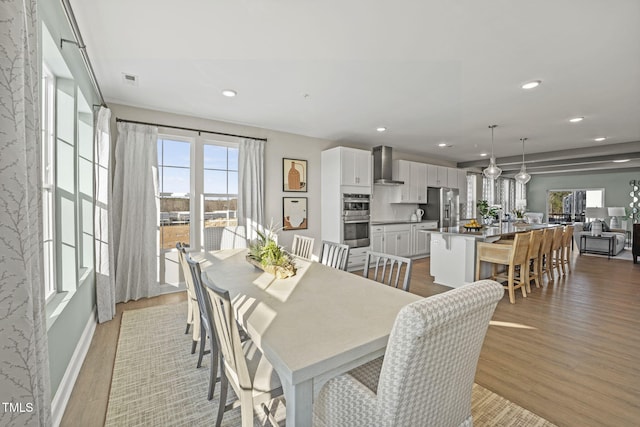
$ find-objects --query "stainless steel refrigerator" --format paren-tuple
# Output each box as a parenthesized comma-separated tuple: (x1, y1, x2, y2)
(423, 187, 460, 228)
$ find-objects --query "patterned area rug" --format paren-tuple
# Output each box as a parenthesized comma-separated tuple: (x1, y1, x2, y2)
(105, 302, 556, 427)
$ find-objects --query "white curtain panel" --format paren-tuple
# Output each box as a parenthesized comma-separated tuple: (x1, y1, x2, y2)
(238, 139, 265, 240)
(94, 107, 116, 322)
(112, 122, 159, 302)
(0, 0, 52, 424)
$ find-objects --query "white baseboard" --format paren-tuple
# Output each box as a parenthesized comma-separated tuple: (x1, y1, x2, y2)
(51, 307, 97, 427)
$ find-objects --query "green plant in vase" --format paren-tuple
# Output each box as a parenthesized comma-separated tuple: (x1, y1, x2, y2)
(247, 223, 296, 278)
(477, 200, 499, 225)
(512, 208, 526, 223)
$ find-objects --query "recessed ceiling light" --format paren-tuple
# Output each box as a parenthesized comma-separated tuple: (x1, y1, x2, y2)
(222, 89, 237, 97)
(438, 143, 447, 147)
(521, 80, 541, 90)
(376, 127, 387, 132)
(594, 137, 606, 142)
(480, 153, 488, 157)
(613, 159, 630, 163)
(569, 117, 584, 123)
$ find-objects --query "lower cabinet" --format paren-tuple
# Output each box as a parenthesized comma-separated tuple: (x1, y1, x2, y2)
(384, 228, 411, 257)
(347, 246, 370, 272)
(411, 222, 438, 256)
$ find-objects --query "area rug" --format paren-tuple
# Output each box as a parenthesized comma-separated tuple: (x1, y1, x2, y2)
(105, 302, 556, 427)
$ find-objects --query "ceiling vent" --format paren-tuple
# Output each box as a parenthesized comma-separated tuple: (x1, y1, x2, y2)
(122, 73, 139, 86)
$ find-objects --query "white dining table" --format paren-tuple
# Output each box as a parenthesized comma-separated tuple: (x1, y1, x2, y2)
(196, 248, 421, 427)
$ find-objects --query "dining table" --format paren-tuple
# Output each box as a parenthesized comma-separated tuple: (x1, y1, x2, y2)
(196, 248, 422, 427)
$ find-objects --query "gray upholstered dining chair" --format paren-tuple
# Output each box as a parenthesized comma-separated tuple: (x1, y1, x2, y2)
(318, 240, 350, 271)
(185, 256, 220, 401)
(291, 234, 315, 259)
(200, 273, 284, 427)
(363, 250, 413, 291)
(176, 242, 200, 354)
(313, 280, 504, 427)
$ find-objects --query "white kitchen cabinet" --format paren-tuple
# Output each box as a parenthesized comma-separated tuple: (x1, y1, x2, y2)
(383, 224, 411, 257)
(447, 168, 458, 188)
(411, 222, 437, 256)
(371, 226, 385, 252)
(393, 160, 427, 203)
(339, 147, 371, 187)
(427, 165, 450, 187)
(457, 169, 468, 212)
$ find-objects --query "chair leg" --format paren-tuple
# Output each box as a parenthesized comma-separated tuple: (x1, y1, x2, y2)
(185, 323, 190, 335)
(240, 391, 255, 427)
(191, 339, 197, 355)
(216, 372, 229, 427)
(208, 342, 218, 400)
(507, 266, 516, 304)
(197, 323, 206, 368)
(520, 263, 527, 298)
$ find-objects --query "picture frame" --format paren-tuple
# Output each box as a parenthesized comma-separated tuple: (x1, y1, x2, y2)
(283, 158, 307, 192)
(283, 197, 308, 231)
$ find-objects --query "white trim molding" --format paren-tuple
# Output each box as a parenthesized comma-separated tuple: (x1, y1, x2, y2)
(51, 308, 97, 427)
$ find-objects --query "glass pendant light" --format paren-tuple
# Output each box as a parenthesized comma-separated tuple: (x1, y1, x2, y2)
(483, 124, 502, 179)
(514, 137, 531, 184)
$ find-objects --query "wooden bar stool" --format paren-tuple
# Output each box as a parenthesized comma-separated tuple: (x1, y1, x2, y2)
(538, 228, 555, 284)
(476, 232, 531, 304)
(559, 225, 574, 275)
(550, 226, 564, 279)
(525, 229, 544, 293)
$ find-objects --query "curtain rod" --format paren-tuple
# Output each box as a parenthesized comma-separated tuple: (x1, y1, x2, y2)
(60, 0, 107, 107)
(115, 118, 268, 142)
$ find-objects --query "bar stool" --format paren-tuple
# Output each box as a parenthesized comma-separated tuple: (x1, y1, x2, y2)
(550, 226, 564, 279)
(525, 229, 544, 293)
(559, 225, 574, 275)
(538, 228, 555, 284)
(476, 232, 531, 304)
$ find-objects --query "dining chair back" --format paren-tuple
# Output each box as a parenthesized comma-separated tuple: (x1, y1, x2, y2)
(204, 225, 248, 251)
(291, 234, 315, 259)
(363, 251, 413, 292)
(313, 280, 504, 427)
(176, 242, 200, 354)
(319, 240, 350, 271)
(185, 255, 219, 401)
(199, 273, 283, 427)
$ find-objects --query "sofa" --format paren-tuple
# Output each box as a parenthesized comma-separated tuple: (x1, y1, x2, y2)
(573, 222, 626, 256)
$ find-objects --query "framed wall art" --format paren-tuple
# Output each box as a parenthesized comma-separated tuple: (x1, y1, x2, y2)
(283, 197, 308, 230)
(283, 158, 307, 192)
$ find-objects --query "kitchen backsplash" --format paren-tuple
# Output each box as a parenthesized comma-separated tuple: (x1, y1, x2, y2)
(371, 185, 418, 221)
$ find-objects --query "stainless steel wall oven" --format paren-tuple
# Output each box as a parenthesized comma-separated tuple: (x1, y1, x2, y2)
(342, 194, 370, 248)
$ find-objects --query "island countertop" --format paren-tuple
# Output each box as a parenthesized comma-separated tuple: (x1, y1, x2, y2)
(432, 222, 557, 240)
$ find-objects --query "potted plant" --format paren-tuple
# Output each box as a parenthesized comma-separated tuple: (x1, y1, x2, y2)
(477, 200, 499, 225)
(512, 208, 526, 223)
(247, 223, 296, 279)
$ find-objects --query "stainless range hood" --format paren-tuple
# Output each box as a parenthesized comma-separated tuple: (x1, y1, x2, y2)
(372, 146, 404, 185)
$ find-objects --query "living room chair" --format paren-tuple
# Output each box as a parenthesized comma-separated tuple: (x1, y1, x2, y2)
(363, 251, 413, 292)
(291, 234, 314, 259)
(185, 256, 221, 401)
(176, 242, 200, 354)
(476, 232, 530, 304)
(319, 240, 350, 271)
(199, 273, 283, 427)
(313, 280, 504, 427)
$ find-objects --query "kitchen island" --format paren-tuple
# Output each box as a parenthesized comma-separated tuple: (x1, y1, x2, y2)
(427, 223, 555, 288)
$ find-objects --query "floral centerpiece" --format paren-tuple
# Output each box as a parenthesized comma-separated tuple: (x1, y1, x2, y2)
(477, 200, 499, 225)
(246, 224, 296, 279)
(512, 208, 527, 224)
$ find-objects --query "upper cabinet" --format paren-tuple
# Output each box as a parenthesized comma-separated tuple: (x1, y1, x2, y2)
(339, 147, 372, 188)
(393, 160, 427, 203)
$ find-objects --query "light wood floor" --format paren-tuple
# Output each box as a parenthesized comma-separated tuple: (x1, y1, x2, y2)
(61, 251, 640, 427)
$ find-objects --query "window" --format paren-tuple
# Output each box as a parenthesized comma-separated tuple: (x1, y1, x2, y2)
(481, 177, 523, 218)
(41, 22, 95, 302)
(547, 188, 603, 223)
(203, 143, 238, 230)
(158, 138, 191, 250)
(42, 64, 56, 301)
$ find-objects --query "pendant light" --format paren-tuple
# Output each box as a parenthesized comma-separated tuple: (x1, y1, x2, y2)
(483, 124, 502, 180)
(514, 137, 531, 184)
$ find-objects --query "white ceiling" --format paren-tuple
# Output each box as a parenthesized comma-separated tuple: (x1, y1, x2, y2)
(70, 0, 640, 174)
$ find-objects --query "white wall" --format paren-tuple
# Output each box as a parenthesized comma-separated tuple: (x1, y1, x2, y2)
(109, 103, 340, 255)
